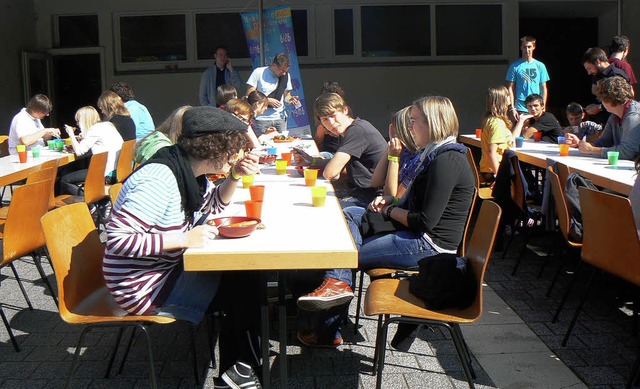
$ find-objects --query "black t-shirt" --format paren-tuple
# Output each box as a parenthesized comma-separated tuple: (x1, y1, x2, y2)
(110, 115, 137, 141)
(530, 112, 562, 142)
(336, 118, 387, 202)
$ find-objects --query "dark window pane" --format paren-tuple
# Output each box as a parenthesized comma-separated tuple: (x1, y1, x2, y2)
(436, 5, 502, 55)
(334, 9, 354, 56)
(291, 10, 308, 57)
(58, 15, 99, 48)
(361, 6, 430, 57)
(196, 13, 249, 60)
(120, 15, 186, 63)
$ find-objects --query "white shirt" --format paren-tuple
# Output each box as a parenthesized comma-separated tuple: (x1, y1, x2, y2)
(246, 66, 292, 121)
(8, 108, 46, 154)
(74, 122, 124, 177)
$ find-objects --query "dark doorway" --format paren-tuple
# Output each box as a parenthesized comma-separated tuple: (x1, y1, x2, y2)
(52, 53, 103, 130)
(519, 18, 598, 126)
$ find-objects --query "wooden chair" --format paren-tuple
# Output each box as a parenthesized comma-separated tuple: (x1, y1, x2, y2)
(561, 187, 640, 349)
(41, 203, 204, 388)
(108, 183, 122, 206)
(363, 200, 501, 388)
(0, 165, 57, 219)
(554, 161, 572, 195)
(465, 147, 494, 201)
(116, 139, 136, 183)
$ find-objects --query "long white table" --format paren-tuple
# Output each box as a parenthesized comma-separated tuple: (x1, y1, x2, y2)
(459, 134, 637, 195)
(0, 148, 75, 187)
(183, 140, 358, 388)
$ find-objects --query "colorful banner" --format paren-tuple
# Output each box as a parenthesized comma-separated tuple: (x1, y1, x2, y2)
(241, 6, 311, 137)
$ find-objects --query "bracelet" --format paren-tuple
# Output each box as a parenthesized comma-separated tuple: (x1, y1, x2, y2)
(384, 205, 396, 220)
(230, 168, 241, 181)
(387, 155, 399, 163)
(392, 197, 399, 205)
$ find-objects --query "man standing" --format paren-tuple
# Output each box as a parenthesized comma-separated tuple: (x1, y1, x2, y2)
(110, 82, 155, 139)
(245, 53, 299, 134)
(506, 36, 550, 120)
(8, 94, 60, 154)
(582, 47, 630, 118)
(608, 35, 637, 89)
(199, 46, 242, 106)
(513, 94, 563, 143)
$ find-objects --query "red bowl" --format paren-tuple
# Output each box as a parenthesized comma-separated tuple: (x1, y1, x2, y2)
(208, 216, 261, 238)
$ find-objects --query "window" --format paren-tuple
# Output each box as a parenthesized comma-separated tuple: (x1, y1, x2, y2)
(56, 15, 99, 48)
(291, 10, 308, 57)
(435, 5, 502, 56)
(334, 9, 354, 56)
(361, 5, 430, 57)
(196, 13, 249, 60)
(119, 14, 186, 63)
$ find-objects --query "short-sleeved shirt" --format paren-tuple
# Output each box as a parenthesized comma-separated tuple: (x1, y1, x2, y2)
(125, 100, 155, 140)
(8, 108, 46, 154)
(336, 118, 387, 202)
(529, 112, 563, 143)
(246, 66, 293, 121)
(505, 59, 550, 112)
(480, 117, 514, 174)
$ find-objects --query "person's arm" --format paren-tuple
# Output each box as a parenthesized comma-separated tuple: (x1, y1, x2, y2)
(245, 85, 257, 97)
(65, 125, 96, 157)
(540, 82, 548, 107)
(507, 82, 518, 121)
(315, 124, 326, 149)
(511, 113, 533, 138)
(215, 153, 259, 205)
(370, 152, 388, 189)
(226, 60, 243, 93)
(244, 130, 261, 149)
(487, 143, 501, 174)
(323, 151, 351, 181)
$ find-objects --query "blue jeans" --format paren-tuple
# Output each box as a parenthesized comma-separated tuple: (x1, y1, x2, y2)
(253, 118, 287, 134)
(154, 269, 221, 324)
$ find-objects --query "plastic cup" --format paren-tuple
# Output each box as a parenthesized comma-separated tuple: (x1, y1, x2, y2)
(17, 150, 27, 163)
(557, 136, 566, 144)
(515, 136, 524, 148)
(275, 159, 287, 175)
(249, 185, 265, 202)
(533, 132, 543, 142)
(16, 144, 25, 152)
(64, 138, 72, 146)
(311, 186, 327, 207)
(241, 174, 255, 188)
(559, 144, 570, 156)
(304, 168, 318, 187)
(32, 145, 41, 158)
(47, 140, 55, 150)
(475, 128, 482, 138)
(607, 151, 619, 165)
(281, 152, 293, 166)
(244, 200, 263, 219)
(267, 147, 278, 155)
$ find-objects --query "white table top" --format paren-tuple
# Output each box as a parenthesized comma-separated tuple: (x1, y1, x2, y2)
(0, 148, 75, 186)
(184, 141, 358, 272)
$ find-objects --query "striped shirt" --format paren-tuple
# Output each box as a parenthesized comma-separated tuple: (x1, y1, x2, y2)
(103, 163, 226, 316)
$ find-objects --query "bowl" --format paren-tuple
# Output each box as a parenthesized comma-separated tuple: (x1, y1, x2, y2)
(208, 216, 261, 238)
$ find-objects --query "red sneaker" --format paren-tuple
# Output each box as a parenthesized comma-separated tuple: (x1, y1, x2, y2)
(297, 277, 354, 311)
(297, 330, 343, 348)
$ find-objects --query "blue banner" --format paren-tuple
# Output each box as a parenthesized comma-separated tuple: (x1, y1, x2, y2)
(241, 6, 311, 137)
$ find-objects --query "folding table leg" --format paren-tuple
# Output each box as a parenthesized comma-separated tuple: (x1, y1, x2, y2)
(260, 272, 271, 389)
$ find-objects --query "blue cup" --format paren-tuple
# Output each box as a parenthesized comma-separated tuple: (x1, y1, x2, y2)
(557, 136, 566, 144)
(267, 147, 278, 155)
(515, 136, 524, 148)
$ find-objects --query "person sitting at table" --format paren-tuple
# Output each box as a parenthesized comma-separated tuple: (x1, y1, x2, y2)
(60, 106, 124, 195)
(565, 102, 602, 143)
(215, 84, 238, 109)
(134, 105, 191, 165)
(479, 85, 515, 183)
(8, 94, 60, 154)
(97, 90, 137, 141)
(566, 76, 640, 161)
(516, 93, 563, 143)
(293, 93, 387, 208)
(315, 81, 348, 158)
(224, 98, 263, 148)
(370, 106, 421, 197)
(103, 106, 263, 388)
(295, 96, 475, 347)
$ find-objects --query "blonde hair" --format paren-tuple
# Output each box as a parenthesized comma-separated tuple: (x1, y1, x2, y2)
(481, 85, 512, 129)
(155, 105, 190, 144)
(75, 106, 101, 132)
(412, 96, 459, 143)
(225, 98, 254, 121)
(314, 93, 350, 126)
(97, 90, 130, 120)
(391, 106, 419, 153)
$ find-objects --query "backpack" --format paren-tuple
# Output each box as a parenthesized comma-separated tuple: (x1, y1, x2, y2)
(564, 172, 598, 243)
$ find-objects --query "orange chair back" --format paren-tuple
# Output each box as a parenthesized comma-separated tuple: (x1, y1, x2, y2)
(116, 140, 136, 182)
(509, 155, 527, 213)
(547, 166, 575, 244)
(39, 159, 59, 209)
(109, 183, 123, 205)
(84, 152, 109, 205)
(465, 147, 481, 189)
(579, 186, 640, 286)
(458, 187, 477, 256)
(555, 162, 572, 195)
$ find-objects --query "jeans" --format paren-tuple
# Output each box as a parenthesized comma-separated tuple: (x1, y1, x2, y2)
(253, 118, 287, 134)
(154, 269, 221, 324)
(60, 169, 88, 196)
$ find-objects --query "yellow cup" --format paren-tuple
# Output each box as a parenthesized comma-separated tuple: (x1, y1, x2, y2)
(275, 159, 287, 175)
(311, 186, 327, 207)
(16, 145, 26, 152)
(241, 174, 255, 188)
(559, 144, 570, 157)
(304, 168, 318, 186)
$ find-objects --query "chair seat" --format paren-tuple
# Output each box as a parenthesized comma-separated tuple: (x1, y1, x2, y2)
(63, 286, 175, 325)
(0, 206, 8, 219)
(478, 187, 494, 200)
(55, 194, 84, 207)
(364, 278, 479, 323)
(366, 268, 417, 279)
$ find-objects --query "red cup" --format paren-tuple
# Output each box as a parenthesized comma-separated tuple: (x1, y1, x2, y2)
(18, 150, 27, 163)
(533, 132, 542, 142)
(281, 152, 293, 166)
(475, 128, 482, 138)
(244, 200, 263, 219)
(249, 185, 265, 202)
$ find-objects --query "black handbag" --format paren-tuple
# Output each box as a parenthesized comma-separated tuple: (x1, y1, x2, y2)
(359, 210, 398, 238)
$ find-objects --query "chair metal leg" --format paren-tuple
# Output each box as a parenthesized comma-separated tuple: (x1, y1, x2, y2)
(453, 323, 476, 379)
(9, 263, 32, 310)
(117, 327, 137, 374)
(354, 270, 364, 334)
(501, 220, 518, 259)
(66, 326, 93, 389)
(0, 305, 19, 351)
(137, 324, 158, 389)
(31, 252, 58, 307)
(105, 327, 126, 378)
(371, 314, 386, 375)
(511, 226, 532, 276)
(447, 322, 476, 388)
(374, 316, 393, 389)
(562, 268, 597, 346)
(538, 235, 560, 279)
(552, 260, 582, 323)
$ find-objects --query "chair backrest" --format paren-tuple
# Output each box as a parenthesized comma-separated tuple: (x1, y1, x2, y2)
(84, 151, 109, 205)
(109, 183, 123, 205)
(0, 136, 9, 157)
(464, 200, 502, 318)
(579, 186, 640, 286)
(555, 162, 572, 194)
(1, 180, 51, 265)
(465, 147, 481, 190)
(547, 166, 574, 244)
(27, 167, 56, 210)
(38, 159, 59, 209)
(458, 187, 478, 256)
(509, 154, 527, 213)
(116, 139, 136, 182)
(41, 203, 105, 321)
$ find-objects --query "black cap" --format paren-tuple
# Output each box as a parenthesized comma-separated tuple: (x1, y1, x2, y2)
(181, 106, 247, 138)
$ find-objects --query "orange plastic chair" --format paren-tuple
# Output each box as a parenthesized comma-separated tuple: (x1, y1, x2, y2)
(0, 165, 57, 219)
(116, 139, 136, 183)
(41, 203, 203, 388)
(465, 147, 494, 200)
(364, 200, 501, 388)
(108, 183, 122, 206)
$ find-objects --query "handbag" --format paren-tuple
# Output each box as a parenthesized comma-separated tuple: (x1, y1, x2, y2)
(359, 210, 398, 238)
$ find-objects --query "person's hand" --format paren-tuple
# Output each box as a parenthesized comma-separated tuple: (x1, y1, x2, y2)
(46, 127, 61, 138)
(289, 95, 299, 106)
(184, 224, 219, 248)
(292, 149, 309, 166)
(368, 195, 394, 213)
(233, 153, 259, 176)
(225, 58, 233, 72)
(268, 97, 282, 108)
(512, 109, 520, 122)
(585, 104, 602, 116)
(388, 123, 397, 139)
(578, 140, 595, 154)
(388, 138, 402, 157)
(518, 113, 533, 123)
(565, 133, 580, 147)
(64, 125, 75, 137)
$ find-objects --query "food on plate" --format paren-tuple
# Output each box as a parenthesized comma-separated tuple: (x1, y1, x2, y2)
(272, 135, 300, 143)
(228, 220, 259, 228)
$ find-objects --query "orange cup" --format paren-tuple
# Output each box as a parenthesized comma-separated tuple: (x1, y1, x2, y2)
(475, 128, 482, 138)
(533, 132, 543, 142)
(559, 144, 570, 156)
(18, 150, 27, 163)
(249, 185, 265, 202)
(281, 152, 293, 166)
(244, 200, 263, 219)
(304, 168, 318, 187)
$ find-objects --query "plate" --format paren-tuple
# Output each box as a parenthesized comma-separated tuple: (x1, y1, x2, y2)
(272, 136, 300, 143)
(208, 216, 261, 238)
